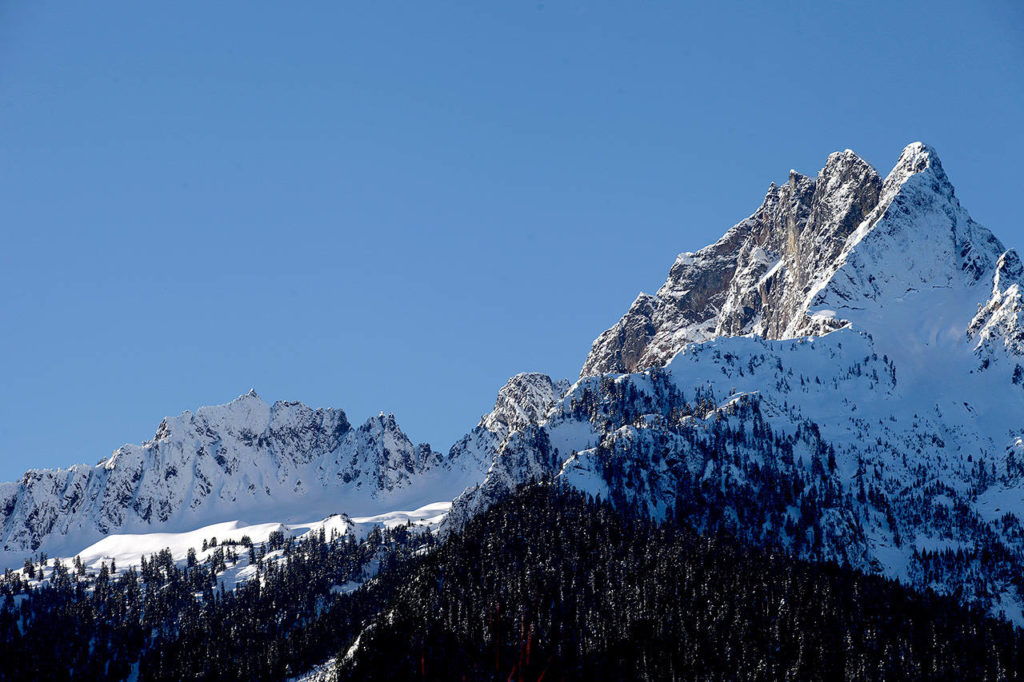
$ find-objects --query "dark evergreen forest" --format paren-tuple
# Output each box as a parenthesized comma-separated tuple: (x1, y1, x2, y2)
(2, 483, 1022, 681)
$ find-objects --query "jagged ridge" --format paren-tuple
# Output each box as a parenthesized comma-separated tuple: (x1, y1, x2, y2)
(0, 391, 448, 559)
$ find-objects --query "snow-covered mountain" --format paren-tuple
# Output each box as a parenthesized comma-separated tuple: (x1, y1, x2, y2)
(449, 143, 1024, 620)
(580, 143, 1008, 378)
(6, 141, 1024, 623)
(0, 373, 567, 570)
(0, 391, 474, 565)
(446, 372, 569, 476)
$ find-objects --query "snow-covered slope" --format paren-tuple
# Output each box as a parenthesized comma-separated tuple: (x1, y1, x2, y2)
(14, 500, 448, 595)
(0, 391, 475, 567)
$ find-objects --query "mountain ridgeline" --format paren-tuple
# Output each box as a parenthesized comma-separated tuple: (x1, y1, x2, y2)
(3, 142, 1024, 678)
(0, 393, 462, 563)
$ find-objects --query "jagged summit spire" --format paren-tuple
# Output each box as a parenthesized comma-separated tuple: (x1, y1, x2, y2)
(896, 141, 941, 168)
(882, 141, 951, 197)
(820, 147, 872, 172)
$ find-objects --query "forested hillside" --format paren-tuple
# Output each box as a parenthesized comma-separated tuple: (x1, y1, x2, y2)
(341, 484, 1024, 681)
(5, 482, 1017, 680)
(0, 522, 431, 681)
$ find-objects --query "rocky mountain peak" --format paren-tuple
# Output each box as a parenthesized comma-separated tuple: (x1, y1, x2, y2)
(883, 142, 950, 197)
(995, 249, 1024, 293)
(970, 247, 1024, 366)
(442, 372, 569, 493)
(482, 372, 565, 438)
(580, 143, 1008, 378)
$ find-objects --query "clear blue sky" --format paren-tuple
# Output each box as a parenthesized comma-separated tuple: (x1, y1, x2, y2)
(1, 1, 1022, 481)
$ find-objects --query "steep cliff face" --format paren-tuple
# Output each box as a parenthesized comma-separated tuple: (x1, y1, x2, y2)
(581, 143, 1010, 378)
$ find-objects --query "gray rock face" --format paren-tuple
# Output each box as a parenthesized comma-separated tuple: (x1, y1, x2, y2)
(580, 145, 968, 377)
